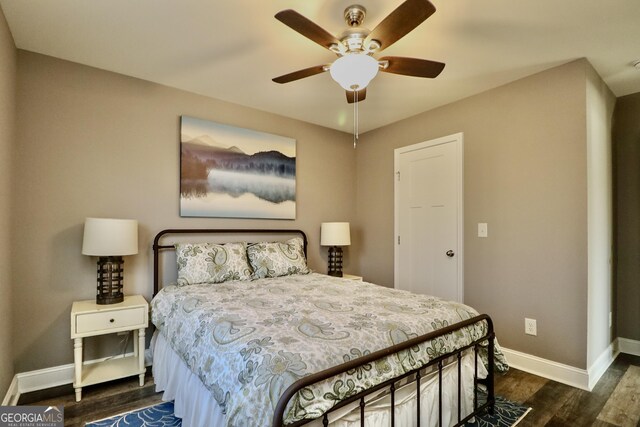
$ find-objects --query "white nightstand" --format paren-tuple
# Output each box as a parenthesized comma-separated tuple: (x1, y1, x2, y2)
(342, 274, 363, 281)
(70, 295, 148, 402)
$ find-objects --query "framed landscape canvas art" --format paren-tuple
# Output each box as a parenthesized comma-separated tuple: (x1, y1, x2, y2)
(180, 116, 296, 219)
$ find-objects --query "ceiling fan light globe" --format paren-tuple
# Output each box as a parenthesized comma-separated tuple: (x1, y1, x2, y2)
(330, 54, 379, 91)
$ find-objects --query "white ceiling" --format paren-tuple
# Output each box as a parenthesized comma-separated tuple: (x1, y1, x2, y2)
(1, 0, 639, 133)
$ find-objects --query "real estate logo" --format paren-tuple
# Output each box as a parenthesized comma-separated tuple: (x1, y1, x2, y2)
(0, 406, 64, 427)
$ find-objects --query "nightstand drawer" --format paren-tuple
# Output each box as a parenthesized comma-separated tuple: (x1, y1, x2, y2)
(75, 307, 145, 334)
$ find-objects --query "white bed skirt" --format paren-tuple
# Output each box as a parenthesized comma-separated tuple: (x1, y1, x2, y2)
(151, 331, 487, 427)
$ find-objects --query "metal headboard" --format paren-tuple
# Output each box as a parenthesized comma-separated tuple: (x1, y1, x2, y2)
(152, 229, 308, 296)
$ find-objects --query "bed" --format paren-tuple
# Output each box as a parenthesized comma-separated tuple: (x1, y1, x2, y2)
(150, 229, 508, 427)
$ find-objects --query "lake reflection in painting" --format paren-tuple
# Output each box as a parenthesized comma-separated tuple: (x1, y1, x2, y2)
(180, 116, 296, 219)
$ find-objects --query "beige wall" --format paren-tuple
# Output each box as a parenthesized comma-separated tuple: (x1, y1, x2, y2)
(12, 51, 356, 372)
(585, 63, 616, 367)
(8, 48, 623, 375)
(0, 5, 15, 397)
(613, 91, 640, 341)
(356, 60, 591, 368)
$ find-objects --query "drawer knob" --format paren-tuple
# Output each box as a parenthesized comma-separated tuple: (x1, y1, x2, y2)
(109, 318, 115, 323)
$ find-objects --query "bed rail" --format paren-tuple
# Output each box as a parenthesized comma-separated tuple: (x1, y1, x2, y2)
(273, 314, 495, 427)
(152, 228, 308, 296)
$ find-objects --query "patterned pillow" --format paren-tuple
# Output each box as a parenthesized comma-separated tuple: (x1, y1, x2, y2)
(175, 242, 253, 285)
(247, 237, 310, 279)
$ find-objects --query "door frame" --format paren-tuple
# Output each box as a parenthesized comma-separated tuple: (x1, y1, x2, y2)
(393, 132, 464, 301)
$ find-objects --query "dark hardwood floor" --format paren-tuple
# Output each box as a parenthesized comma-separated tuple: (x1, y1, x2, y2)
(18, 371, 163, 427)
(495, 353, 640, 427)
(19, 353, 640, 426)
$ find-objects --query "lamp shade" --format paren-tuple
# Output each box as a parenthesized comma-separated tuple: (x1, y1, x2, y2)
(330, 54, 379, 91)
(321, 222, 351, 246)
(82, 218, 138, 256)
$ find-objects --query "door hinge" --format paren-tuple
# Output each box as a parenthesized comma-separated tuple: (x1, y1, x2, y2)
(396, 171, 400, 181)
(397, 235, 400, 245)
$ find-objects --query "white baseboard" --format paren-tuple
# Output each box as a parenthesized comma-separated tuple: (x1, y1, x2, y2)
(502, 343, 619, 391)
(16, 362, 76, 395)
(501, 347, 590, 390)
(2, 350, 152, 405)
(588, 341, 619, 390)
(618, 337, 640, 357)
(1, 375, 19, 406)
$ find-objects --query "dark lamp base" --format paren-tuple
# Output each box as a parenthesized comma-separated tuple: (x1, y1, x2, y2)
(96, 256, 125, 305)
(327, 246, 344, 277)
(97, 294, 124, 305)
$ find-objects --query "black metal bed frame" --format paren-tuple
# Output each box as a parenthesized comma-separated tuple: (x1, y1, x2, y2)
(152, 229, 495, 427)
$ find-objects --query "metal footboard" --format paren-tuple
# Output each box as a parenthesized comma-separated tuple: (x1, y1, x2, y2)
(273, 314, 495, 427)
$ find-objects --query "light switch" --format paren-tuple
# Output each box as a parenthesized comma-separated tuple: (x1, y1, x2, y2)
(478, 223, 488, 238)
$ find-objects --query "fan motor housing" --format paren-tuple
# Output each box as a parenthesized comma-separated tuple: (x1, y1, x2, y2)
(340, 28, 369, 52)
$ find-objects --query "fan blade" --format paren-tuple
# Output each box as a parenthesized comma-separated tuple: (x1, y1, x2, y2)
(275, 10, 340, 51)
(379, 56, 445, 78)
(346, 88, 367, 103)
(365, 0, 436, 52)
(272, 65, 327, 84)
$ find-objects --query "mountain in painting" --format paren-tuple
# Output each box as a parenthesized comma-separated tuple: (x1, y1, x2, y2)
(181, 140, 294, 182)
(185, 134, 229, 148)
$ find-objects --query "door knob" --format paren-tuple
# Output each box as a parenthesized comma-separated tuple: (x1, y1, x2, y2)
(446, 250, 455, 257)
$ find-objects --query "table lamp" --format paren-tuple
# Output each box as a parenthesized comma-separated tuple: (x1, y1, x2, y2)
(321, 222, 351, 277)
(82, 218, 138, 304)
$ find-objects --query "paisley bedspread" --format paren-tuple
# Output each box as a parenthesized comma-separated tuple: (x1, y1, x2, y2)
(151, 273, 508, 426)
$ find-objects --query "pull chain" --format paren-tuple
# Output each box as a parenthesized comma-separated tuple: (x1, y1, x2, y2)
(353, 89, 359, 149)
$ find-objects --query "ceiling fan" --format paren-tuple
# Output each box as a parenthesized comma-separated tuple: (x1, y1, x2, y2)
(272, 0, 445, 104)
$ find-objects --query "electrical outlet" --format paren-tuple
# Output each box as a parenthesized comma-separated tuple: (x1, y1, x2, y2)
(525, 318, 537, 336)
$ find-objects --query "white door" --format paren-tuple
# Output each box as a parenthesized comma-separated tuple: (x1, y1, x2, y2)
(394, 133, 463, 302)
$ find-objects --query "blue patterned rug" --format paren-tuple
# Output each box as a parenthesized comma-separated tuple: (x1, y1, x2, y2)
(86, 401, 180, 427)
(85, 396, 530, 426)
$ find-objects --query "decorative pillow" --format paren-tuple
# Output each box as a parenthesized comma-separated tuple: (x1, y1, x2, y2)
(175, 242, 252, 285)
(247, 237, 310, 279)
